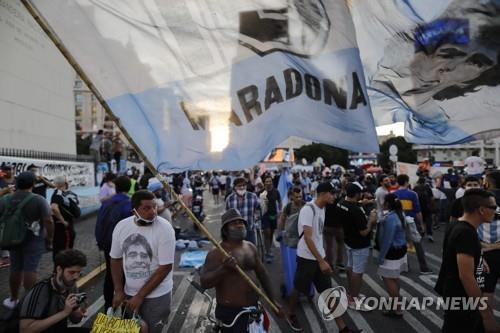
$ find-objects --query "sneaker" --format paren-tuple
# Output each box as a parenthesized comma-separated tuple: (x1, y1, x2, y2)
(286, 314, 303, 332)
(3, 298, 18, 310)
(427, 235, 434, 242)
(420, 269, 433, 275)
(348, 298, 375, 312)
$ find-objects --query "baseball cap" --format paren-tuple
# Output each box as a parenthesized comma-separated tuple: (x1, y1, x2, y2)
(316, 182, 335, 194)
(346, 182, 364, 197)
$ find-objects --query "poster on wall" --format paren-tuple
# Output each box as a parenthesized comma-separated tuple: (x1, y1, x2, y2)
(0, 156, 95, 188)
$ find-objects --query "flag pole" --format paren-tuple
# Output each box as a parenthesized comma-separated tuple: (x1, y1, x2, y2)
(20, 0, 279, 314)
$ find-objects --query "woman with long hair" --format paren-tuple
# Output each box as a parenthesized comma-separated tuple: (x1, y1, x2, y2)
(377, 192, 408, 317)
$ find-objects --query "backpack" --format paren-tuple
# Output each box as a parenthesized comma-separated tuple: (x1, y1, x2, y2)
(59, 191, 81, 219)
(95, 200, 129, 251)
(284, 203, 315, 248)
(0, 279, 55, 333)
(0, 193, 35, 249)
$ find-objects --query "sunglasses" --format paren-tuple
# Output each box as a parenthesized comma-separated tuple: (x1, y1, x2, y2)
(482, 205, 497, 210)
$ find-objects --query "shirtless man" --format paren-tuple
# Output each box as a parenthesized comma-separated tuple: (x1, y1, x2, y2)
(200, 208, 283, 332)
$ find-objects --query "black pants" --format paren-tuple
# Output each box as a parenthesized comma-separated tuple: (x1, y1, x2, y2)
(104, 251, 114, 310)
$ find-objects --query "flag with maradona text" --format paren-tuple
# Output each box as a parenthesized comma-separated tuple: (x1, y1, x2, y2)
(29, 0, 378, 171)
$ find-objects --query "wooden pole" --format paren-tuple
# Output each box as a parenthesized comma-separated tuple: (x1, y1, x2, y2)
(20, 0, 279, 314)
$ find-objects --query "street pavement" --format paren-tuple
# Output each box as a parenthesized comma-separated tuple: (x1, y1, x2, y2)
(1, 190, 499, 332)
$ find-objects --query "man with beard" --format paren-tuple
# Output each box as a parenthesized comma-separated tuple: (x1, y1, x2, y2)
(225, 178, 261, 244)
(200, 208, 283, 332)
(19, 249, 89, 333)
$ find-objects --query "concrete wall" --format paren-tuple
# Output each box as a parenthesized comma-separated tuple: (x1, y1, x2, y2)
(0, 0, 75, 154)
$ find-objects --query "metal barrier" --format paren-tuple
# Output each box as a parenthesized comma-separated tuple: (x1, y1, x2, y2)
(0, 148, 93, 162)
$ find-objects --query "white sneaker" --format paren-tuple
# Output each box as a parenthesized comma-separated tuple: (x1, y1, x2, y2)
(348, 297, 375, 312)
(3, 298, 18, 309)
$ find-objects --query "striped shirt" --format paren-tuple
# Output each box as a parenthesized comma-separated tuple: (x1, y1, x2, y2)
(19, 279, 75, 332)
(478, 220, 500, 244)
(225, 191, 261, 229)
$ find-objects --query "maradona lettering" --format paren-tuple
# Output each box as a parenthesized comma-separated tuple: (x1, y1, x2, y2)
(182, 68, 367, 131)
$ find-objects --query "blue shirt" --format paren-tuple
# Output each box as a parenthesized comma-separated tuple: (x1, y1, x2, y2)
(478, 221, 500, 244)
(378, 211, 407, 264)
(394, 188, 421, 218)
(95, 193, 131, 244)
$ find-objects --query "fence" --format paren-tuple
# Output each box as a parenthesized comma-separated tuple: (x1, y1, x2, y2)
(0, 148, 93, 163)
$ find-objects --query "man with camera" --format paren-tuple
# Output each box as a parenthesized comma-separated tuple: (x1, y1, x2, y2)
(18, 249, 90, 333)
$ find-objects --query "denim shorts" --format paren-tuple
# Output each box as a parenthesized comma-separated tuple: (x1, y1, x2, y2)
(9, 237, 44, 273)
(345, 246, 370, 274)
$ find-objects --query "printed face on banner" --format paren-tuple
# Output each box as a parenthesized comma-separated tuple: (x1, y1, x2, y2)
(238, 0, 330, 57)
(366, 0, 500, 140)
(32, 0, 378, 171)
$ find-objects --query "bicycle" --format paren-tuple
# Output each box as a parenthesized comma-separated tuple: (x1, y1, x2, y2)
(187, 269, 268, 332)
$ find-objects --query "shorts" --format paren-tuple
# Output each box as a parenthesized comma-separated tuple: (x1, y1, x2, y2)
(212, 188, 220, 195)
(345, 246, 370, 274)
(126, 292, 172, 333)
(482, 249, 500, 293)
(442, 309, 484, 333)
(215, 304, 256, 333)
(261, 214, 277, 230)
(294, 256, 332, 294)
(377, 254, 408, 279)
(9, 237, 44, 273)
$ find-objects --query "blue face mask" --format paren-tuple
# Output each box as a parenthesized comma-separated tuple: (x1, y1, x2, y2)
(134, 208, 156, 226)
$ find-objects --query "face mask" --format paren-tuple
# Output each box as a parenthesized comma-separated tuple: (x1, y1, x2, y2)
(134, 208, 156, 226)
(236, 189, 246, 196)
(227, 227, 247, 241)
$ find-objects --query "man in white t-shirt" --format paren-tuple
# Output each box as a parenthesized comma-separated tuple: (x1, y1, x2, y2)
(286, 182, 360, 333)
(464, 150, 485, 177)
(110, 190, 175, 333)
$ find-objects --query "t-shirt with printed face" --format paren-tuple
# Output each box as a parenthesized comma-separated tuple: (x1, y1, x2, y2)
(297, 202, 325, 261)
(110, 216, 175, 298)
(436, 221, 484, 299)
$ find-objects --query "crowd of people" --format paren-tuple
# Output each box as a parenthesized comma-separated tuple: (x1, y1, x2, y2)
(0, 156, 499, 332)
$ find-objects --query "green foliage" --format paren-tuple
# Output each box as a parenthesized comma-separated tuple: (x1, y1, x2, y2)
(378, 137, 417, 169)
(295, 143, 349, 167)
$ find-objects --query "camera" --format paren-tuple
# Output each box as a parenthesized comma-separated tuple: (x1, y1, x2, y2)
(74, 292, 87, 305)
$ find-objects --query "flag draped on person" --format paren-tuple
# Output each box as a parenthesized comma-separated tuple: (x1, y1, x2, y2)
(351, 0, 500, 145)
(277, 168, 293, 206)
(29, 0, 378, 171)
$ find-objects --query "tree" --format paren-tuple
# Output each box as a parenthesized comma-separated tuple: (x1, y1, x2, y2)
(378, 137, 416, 170)
(295, 143, 349, 168)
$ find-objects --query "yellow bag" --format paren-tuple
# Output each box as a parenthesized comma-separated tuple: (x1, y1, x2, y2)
(91, 310, 141, 333)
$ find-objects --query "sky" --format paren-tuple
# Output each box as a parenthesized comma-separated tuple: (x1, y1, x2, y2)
(376, 122, 405, 137)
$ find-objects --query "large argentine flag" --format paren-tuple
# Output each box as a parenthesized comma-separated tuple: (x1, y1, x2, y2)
(28, 0, 378, 171)
(351, 0, 500, 145)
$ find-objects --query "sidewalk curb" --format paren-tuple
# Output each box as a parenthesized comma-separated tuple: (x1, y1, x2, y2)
(77, 262, 106, 288)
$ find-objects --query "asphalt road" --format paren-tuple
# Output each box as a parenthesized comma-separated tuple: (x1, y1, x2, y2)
(2, 190, 499, 333)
